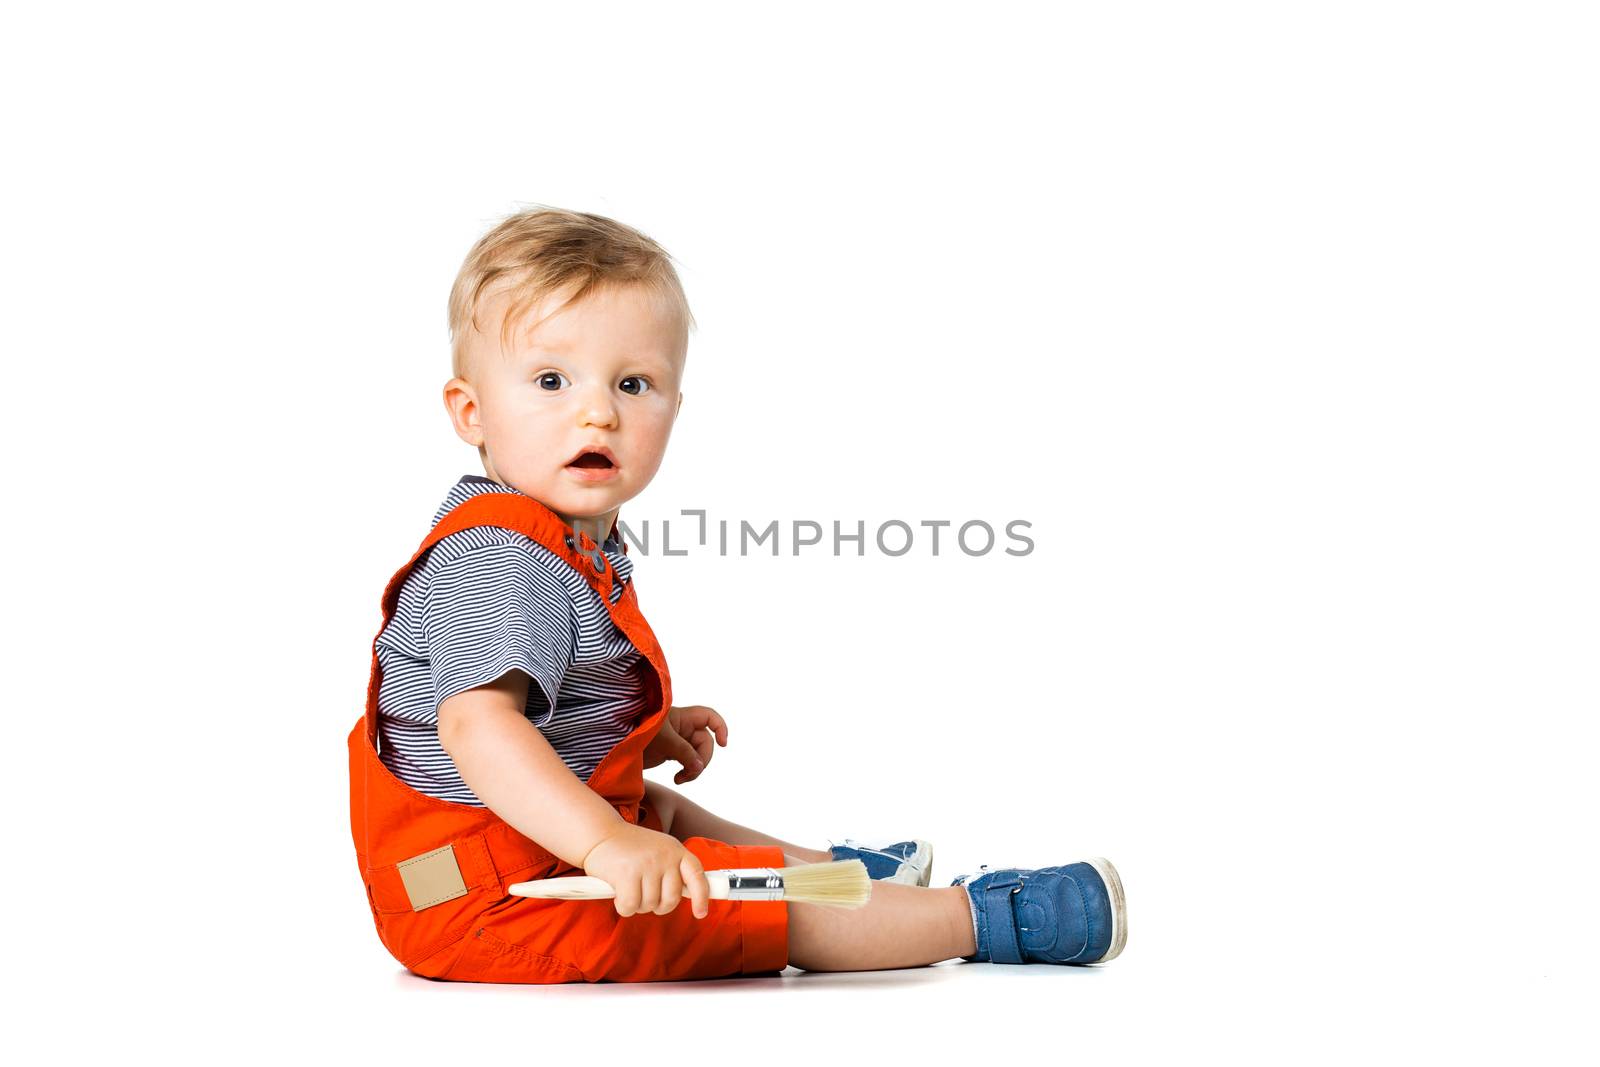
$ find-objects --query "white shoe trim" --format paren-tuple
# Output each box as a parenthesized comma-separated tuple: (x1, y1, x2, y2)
(1083, 856, 1127, 962)
(886, 840, 933, 885)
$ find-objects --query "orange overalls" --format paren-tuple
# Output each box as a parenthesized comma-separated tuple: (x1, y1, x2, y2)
(347, 490, 789, 983)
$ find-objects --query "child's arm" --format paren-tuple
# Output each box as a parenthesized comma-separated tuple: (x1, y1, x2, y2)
(438, 670, 624, 869)
(438, 670, 713, 918)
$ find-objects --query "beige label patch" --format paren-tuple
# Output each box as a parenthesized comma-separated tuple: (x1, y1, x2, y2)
(397, 844, 469, 911)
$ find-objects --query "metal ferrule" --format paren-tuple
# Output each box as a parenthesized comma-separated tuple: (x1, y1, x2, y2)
(721, 868, 784, 901)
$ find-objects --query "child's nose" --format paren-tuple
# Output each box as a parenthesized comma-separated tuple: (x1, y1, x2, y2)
(575, 387, 619, 426)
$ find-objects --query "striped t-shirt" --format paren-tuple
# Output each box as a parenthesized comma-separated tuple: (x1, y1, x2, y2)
(373, 475, 646, 805)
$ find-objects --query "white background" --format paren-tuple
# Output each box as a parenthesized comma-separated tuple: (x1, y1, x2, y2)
(6, 1, 1596, 1062)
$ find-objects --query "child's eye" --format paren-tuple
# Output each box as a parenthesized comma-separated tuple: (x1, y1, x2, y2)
(620, 376, 651, 396)
(535, 372, 569, 391)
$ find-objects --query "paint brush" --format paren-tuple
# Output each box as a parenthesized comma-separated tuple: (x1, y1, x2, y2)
(508, 858, 870, 908)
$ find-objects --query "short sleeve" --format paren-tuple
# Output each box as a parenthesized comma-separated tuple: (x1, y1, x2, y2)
(421, 543, 578, 727)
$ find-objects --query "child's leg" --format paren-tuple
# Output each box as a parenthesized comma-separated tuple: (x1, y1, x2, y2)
(788, 882, 977, 970)
(643, 780, 832, 864)
(642, 781, 977, 970)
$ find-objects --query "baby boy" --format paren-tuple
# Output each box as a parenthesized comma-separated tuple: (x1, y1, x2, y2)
(347, 206, 1124, 983)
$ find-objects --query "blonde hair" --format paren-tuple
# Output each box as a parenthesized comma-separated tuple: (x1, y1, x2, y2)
(447, 205, 695, 379)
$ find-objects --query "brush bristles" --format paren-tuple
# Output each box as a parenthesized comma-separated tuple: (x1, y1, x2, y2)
(779, 859, 871, 908)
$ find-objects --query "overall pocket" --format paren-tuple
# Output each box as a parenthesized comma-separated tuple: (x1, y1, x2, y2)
(448, 924, 585, 984)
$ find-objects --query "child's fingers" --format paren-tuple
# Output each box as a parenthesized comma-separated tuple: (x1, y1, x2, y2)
(662, 729, 703, 774)
(613, 879, 642, 918)
(682, 705, 728, 748)
(657, 871, 683, 915)
(681, 855, 711, 919)
(689, 728, 715, 769)
(705, 708, 729, 746)
(637, 874, 661, 916)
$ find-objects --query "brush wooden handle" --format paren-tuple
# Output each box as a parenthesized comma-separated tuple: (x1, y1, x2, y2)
(508, 871, 739, 900)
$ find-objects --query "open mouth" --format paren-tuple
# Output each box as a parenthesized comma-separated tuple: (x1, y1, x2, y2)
(566, 446, 617, 470)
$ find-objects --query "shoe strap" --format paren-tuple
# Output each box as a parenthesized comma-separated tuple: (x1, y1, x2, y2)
(978, 879, 1026, 964)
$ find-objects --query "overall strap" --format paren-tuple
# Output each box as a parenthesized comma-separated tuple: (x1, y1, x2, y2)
(362, 492, 623, 743)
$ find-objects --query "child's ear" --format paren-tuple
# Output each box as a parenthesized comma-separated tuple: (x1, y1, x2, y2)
(442, 377, 485, 447)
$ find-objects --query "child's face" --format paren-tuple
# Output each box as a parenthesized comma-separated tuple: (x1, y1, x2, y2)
(446, 282, 686, 528)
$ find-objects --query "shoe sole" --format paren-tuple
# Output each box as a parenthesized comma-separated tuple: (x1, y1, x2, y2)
(888, 840, 933, 886)
(1083, 856, 1127, 963)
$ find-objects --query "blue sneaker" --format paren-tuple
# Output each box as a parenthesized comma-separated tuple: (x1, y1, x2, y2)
(827, 839, 933, 886)
(951, 857, 1126, 964)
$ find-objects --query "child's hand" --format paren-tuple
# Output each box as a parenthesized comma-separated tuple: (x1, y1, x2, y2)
(581, 822, 712, 919)
(642, 704, 729, 784)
